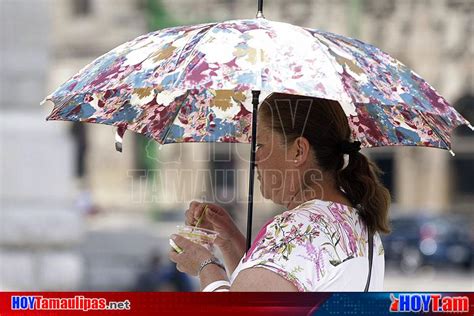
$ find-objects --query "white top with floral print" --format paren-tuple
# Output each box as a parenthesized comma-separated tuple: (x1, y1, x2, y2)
(230, 199, 385, 291)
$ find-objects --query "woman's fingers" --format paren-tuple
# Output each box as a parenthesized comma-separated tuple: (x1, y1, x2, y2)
(204, 208, 217, 225)
(168, 234, 215, 276)
(186, 201, 214, 226)
(189, 200, 200, 207)
(168, 249, 179, 262)
(185, 201, 201, 225)
(172, 234, 193, 248)
(185, 201, 233, 232)
(193, 203, 208, 221)
(188, 201, 202, 221)
(184, 208, 194, 225)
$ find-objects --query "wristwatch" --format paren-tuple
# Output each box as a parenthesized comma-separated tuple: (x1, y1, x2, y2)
(198, 257, 226, 276)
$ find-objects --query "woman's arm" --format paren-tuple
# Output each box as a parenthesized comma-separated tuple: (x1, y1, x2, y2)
(199, 266, 298, 292)
(230, 268, 298, 291)
(169, 232, 296, 292)
(218, 229, 246, 275)
(199, 264, 229, 291)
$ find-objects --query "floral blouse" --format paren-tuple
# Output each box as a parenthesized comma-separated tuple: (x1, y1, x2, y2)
(230, 199, 385, 291)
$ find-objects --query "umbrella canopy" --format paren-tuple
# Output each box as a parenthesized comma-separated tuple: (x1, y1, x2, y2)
(43, 18, 472, 151)
(42, 17, 472, 251)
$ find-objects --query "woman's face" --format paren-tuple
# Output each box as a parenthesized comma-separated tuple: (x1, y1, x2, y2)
(255, 116, 294, 205)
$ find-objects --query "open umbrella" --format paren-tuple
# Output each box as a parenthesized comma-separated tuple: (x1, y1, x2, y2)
(41, 0, 473, 251)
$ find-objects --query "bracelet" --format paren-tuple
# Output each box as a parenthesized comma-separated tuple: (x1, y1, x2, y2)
(202, 280, 231, 292)
(198, 257, 226, 276)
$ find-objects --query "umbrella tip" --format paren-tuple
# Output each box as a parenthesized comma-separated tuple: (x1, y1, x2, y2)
(256, 0, 265, 18)
(115, 126, 126, 153)
(40, 97, 52, 106)
(115, 141, 123, 153)
(448, 149, 456, 157)
(158, 144, 164, 151)
(467, 122, 474, 131)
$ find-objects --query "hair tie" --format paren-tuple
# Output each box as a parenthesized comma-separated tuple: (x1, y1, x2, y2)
(339, 140, 361, 154)
(338, 140, 361, 171)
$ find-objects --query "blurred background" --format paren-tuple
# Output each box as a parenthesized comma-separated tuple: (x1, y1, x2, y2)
(0, 0, 472, 291)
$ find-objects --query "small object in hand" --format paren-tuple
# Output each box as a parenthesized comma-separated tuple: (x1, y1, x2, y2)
(176, 225, 218, 250)
(194, 204, 209, 229)
(169, 238, 183, 254)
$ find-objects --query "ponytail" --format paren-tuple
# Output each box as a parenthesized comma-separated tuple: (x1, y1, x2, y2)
(336, 153, 391, 234)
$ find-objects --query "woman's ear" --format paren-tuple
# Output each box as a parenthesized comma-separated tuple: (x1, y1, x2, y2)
(292, 137, 311, 165)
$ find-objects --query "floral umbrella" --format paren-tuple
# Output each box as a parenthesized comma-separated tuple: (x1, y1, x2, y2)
(41, 5, 473, 251)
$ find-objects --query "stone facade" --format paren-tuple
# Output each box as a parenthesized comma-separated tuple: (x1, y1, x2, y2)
(0, 0, 146, 290)
(0, 0, 83, 290)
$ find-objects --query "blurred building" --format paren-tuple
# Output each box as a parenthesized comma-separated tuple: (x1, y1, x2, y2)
(0, 0, 148, 290)
(1, 0, 82, 290)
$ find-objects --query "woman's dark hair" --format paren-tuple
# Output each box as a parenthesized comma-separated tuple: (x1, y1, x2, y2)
(259, 93, 391, 234)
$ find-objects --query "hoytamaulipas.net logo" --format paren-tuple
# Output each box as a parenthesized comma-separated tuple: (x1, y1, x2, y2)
(390, 293, 469, 313)
(11, 295, 131, 311)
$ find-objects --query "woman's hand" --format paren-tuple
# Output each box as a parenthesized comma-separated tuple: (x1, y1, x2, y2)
(169, 235, 229, 290)
(185, 201, 246, 274)
(168, 234, 213, 276)
(185, 201, 243, 252)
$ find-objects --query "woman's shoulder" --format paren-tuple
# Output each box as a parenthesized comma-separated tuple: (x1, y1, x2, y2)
(277, 199, 362, 225)
(269, 199, 375, 261)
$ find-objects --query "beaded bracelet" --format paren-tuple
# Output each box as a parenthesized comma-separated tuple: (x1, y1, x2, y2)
(198, 257, 226, 276)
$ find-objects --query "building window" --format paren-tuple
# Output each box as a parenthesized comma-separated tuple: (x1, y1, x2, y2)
(373, 155, 395, 201)
(73, 0, 91, 16)
(454, 94, 474, 136)
(453, 156, 474, 196)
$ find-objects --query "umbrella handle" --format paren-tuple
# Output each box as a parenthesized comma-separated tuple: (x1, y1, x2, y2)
(246, 90, 261, 252)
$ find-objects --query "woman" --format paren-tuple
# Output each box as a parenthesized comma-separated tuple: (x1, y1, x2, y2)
(168, 93, 391, 291)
